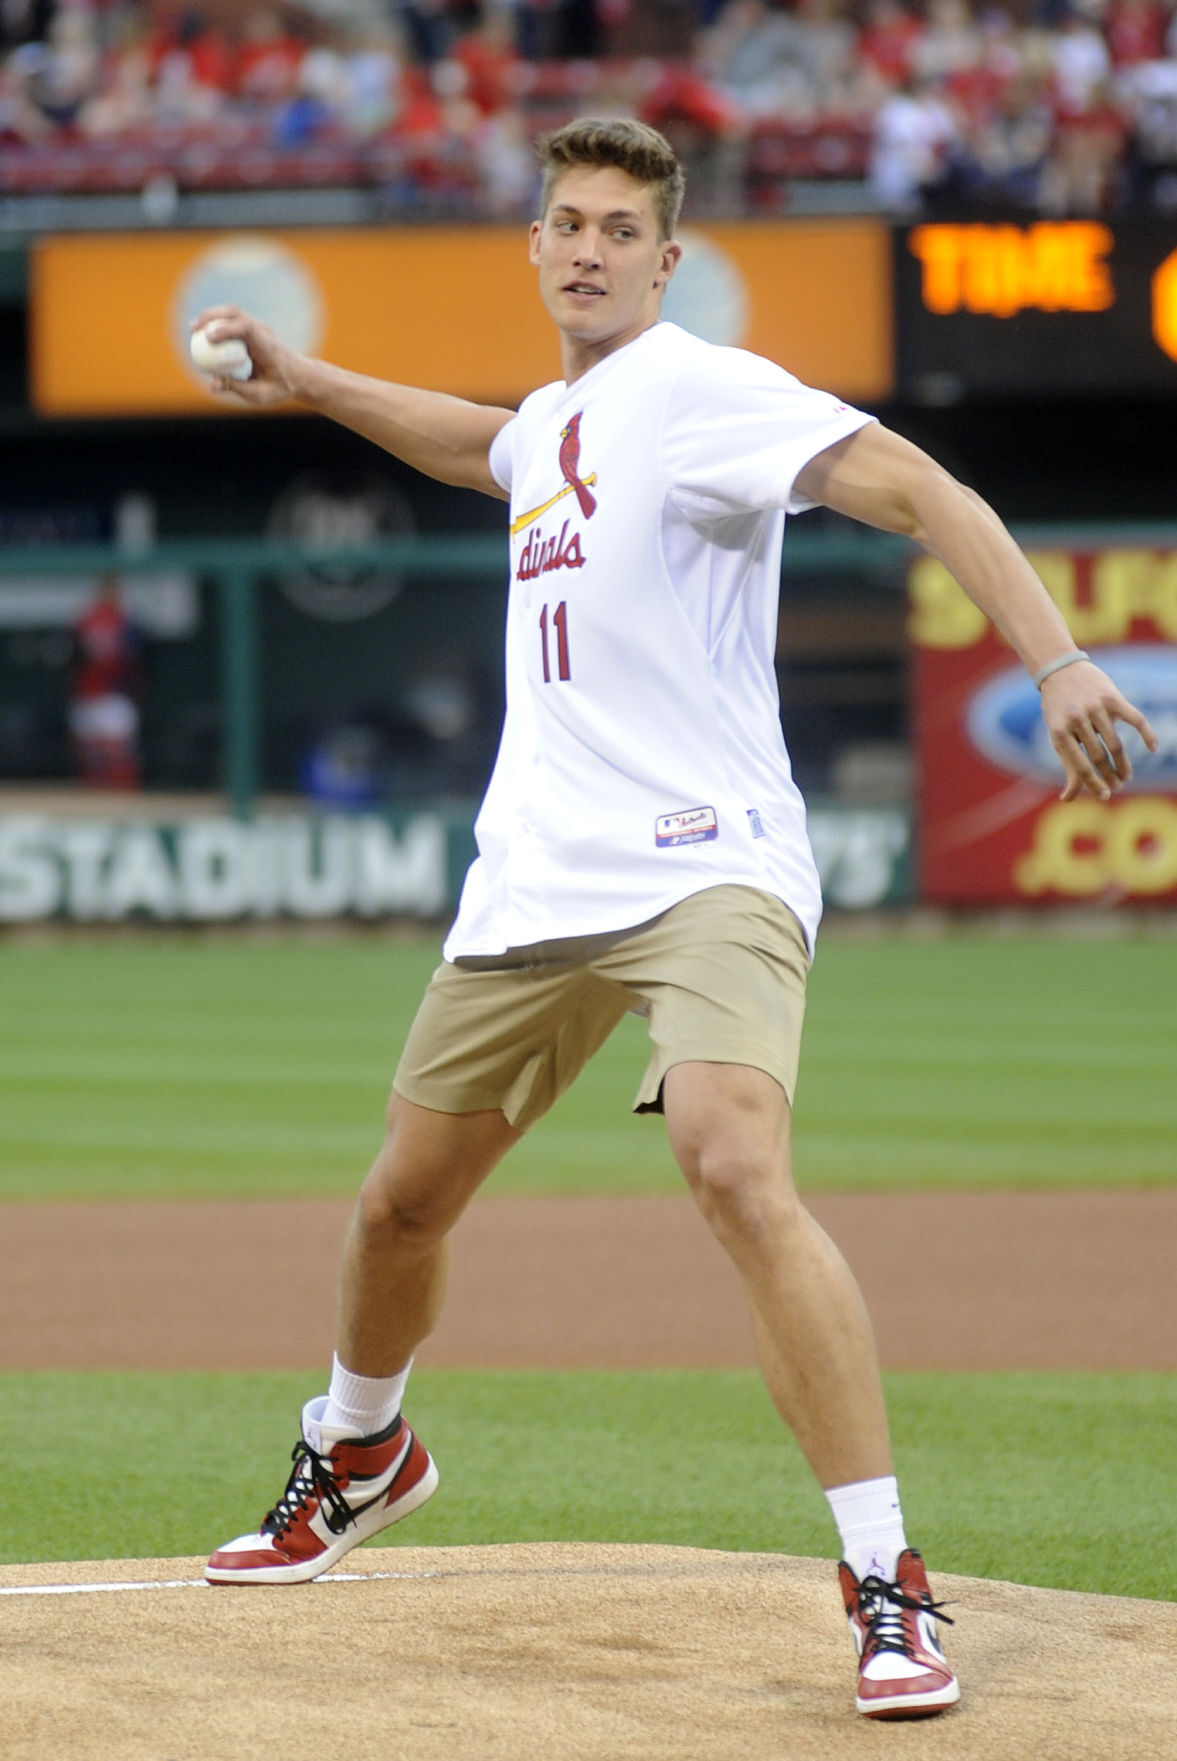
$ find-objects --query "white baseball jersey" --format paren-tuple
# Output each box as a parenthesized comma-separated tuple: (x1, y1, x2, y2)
(442, 320, 875, 960)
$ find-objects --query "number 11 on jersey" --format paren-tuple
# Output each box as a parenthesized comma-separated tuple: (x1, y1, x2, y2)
(539, 601, 571, 682)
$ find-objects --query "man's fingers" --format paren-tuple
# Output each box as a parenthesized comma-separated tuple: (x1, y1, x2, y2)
(1053, 726, 1111, 801)
(1112, 699, 1160, 754)
(190, 303, 243, 330)
(1090, 707, 1131, 784)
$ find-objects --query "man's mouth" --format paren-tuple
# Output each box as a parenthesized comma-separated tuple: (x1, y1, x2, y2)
(564, 282, 605, 297)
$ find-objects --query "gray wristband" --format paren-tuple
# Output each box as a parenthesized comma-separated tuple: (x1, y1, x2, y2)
(1034, 650, 1090, 690)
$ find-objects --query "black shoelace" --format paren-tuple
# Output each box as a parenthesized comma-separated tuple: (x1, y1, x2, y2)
(262, 1440, 354, 1540)
(856, 1574, 954, 1657)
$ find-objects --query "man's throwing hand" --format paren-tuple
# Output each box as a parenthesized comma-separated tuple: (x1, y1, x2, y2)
(189, 305, 304, 407)
(1040, 660, 1159, 801)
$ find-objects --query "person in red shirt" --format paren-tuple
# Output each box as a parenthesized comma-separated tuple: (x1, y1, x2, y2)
(1105, 0, 1167, 67)
(145, 8, 233, 97)
(233, 6, 305, 106)
(69, 576, 145, 789)
(857, 0, 925, 94)
(453, 7, 524, 116)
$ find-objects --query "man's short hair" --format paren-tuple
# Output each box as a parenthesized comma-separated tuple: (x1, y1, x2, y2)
(536, 117, 686, 242)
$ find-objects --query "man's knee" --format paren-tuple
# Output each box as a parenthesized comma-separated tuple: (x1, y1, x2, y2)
(682, 1137, 800, 1240)
(356, 1094, 520, 1246)
(355, 1136, 466, 1246)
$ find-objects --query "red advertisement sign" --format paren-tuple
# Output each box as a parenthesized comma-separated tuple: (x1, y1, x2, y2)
(910, 547, 1177, 904)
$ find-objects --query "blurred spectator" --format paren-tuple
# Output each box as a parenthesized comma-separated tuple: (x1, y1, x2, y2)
(1041, 75, 1127, 208)
(792, 0, 857, 110)
(24, 3, 100, 124)
(146, 7, 232, 120)
(1050, 5, 1113, 106)
(0, 41, 51, 137)
(79, 15, 153, 138)
(700, 0, 811, 117)
(870, 73, 960, 210)
(912, 0, 981, 84)
(394, 0, 469, 64)
(69, 575, 145, 791)
(0, 0, 1173, 218)
(452, 3, 521, 113)
(857, 0, 925, 96)
(233, 6, 305, 105)
(641, 52, 746, 210)
(474, 100, 535, 210)
(955, 67, 1053, 206)
(341, 17, 404, 131)
(1121, 53, 1177, 207)
(1104, 0, 1167, 65)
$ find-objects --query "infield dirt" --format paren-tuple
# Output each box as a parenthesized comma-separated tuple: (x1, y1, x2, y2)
(3, 1188, 1176, 1371)
(3, 1545, 1175, 1760)
(4, 1189, 1175, 1759)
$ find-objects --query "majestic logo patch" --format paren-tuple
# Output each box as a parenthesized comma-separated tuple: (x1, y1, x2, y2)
(656, 806, 718, 848)
(511, 411, 597, 540)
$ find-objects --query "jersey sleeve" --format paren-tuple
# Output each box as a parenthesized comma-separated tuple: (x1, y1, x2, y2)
(488, 416, 517, 494)
(661, 345, 875, 518)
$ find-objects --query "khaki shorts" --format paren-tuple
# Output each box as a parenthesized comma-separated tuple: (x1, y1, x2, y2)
(393, 884, 809, 1132)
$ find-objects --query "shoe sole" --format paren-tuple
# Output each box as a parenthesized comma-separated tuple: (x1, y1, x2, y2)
(206, 1452, 440, 1586)
(857, 1678, 960, 1719)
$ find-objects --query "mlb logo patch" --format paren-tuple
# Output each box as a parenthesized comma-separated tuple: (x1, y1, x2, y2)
(656, 806, 719, 848)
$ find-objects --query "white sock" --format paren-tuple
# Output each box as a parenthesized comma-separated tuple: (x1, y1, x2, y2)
(321, 1353, 413, 1438)
(825, 1475, 908, 1582)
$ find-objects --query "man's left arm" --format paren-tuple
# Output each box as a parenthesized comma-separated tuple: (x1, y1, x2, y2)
(794, 423, 1159, 802)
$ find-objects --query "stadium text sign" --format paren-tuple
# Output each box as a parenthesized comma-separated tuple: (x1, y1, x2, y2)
(910, 547, 1177, 905)
(0, 813, 449, 922)
(0, 803, 909, 923)
(897, 221, 1177, 395)
(908, 222, 1115, 317)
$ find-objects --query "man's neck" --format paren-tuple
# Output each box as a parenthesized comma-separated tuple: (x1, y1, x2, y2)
(560, 316, 661, 385)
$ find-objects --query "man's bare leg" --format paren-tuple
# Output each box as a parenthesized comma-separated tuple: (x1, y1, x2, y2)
(337, 1092, 523, 1376)
(205, 1093, 520, 1585)
(662, 1060, 890, 1489)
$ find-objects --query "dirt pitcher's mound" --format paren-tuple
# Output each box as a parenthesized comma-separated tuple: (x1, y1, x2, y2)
(2, 1545, 1174, 1760)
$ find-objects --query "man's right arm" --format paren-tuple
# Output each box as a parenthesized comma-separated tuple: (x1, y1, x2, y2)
(192, 305, 514, 500)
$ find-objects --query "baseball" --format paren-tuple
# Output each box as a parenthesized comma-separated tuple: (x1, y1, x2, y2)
(190, 326, 253, 381)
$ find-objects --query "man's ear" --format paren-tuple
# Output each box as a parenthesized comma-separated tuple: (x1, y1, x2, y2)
(528, 219, 543, 266)
(654, 238, 683, 290)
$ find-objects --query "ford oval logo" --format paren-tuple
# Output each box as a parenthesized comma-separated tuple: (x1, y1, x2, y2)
(965, 647, 1177, 788)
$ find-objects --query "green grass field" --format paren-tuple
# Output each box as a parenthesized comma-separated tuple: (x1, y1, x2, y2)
(1, 929, 1174, 1199)
(4, 1368, 1174, 1599)
(1, 926, 1174, 1594)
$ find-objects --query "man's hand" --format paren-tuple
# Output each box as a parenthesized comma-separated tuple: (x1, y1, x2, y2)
(1040, 660, 1159, 801)
(190, 304, 306, 407)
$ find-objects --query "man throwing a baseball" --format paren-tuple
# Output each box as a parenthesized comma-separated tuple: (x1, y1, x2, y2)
(197, 117, 1156, 1721)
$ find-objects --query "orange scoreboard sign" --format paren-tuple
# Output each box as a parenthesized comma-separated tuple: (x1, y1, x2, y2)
(30, 218, 893, 417)
(911, 546, 1177, 905)
(896, 221, 1177, 396)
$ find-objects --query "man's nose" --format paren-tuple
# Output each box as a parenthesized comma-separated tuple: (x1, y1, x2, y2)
(572, 232, 604, 266)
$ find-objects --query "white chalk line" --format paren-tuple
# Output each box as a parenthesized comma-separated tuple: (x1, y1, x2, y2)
(0, 1569, 441, 1598)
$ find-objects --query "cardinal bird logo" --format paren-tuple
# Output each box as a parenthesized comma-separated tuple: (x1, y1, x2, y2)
(558, 413, 597, 519)
(509, 410, 598, 539)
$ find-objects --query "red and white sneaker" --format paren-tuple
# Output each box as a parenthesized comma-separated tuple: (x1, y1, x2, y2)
(838, 1548, 959, 1719)
(206, 1396, 439, 1585)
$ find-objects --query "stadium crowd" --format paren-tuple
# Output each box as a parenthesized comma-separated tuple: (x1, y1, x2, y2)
(1, 0, 1175, 215)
